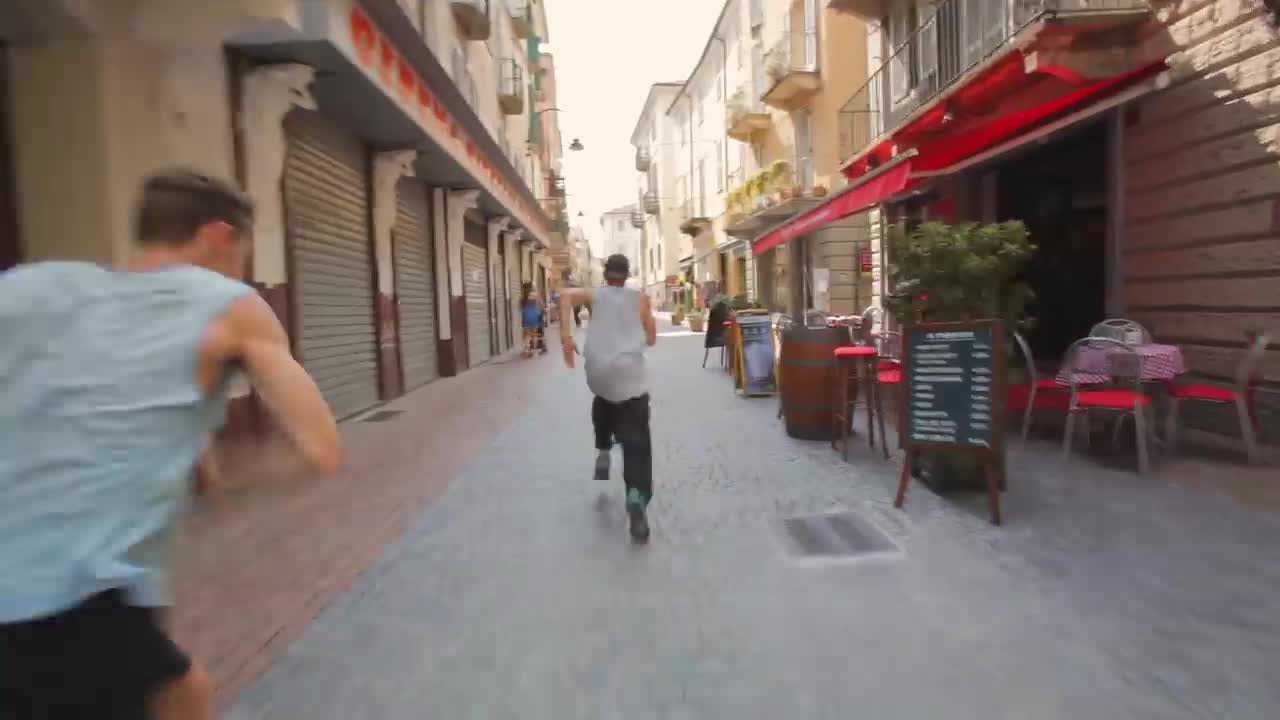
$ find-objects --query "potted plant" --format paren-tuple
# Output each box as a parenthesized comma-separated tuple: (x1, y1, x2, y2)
(688, 307, 705, 332)
(767, 160, 792, 201)
(813, 184, 828, 197)
(883, 221, 1036, 494)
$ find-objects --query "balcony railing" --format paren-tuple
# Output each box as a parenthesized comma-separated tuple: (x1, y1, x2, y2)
(508, 0, 531, 38)
(838, 0, 1149, 164)
(498, 58, 524, 115)
(725, 87, 771, 142)
(630, 210, 646, 229)
(762, 27, 820, 110)
(451, 0, 491, 41)
(635, 146, 652, 172)
(643, 191, 660, 215)
(550, 173, 566, 198)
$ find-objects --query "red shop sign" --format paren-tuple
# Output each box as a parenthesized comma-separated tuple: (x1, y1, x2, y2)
(860, 247, 873, 273)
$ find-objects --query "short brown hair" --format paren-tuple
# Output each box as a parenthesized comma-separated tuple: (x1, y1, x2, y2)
(133, 169, 254, 246)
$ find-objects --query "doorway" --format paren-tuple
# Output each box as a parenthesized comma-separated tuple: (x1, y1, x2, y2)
(997, 121, 1109, 363)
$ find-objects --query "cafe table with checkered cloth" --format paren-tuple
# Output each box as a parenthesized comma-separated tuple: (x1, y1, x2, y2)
(1055, 342, 1187, 386)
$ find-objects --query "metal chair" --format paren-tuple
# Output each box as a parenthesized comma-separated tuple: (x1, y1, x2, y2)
(1062, 337, 1154, 474)
(1089, 318, 1152, 346)
(1165, 332, 1269, 465)
(1010, 331, 1070, 439)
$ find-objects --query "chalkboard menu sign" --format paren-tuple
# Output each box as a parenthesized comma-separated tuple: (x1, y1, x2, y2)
(905, 325, 997, 449)
(735, 312, 777, 396)
(893, 320, 1007, 525)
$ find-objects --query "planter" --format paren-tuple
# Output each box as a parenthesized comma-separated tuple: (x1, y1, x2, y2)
(672, 309, 685, 325)
(688, 313, 705, 332)
(813, 185, 828, 197)
(912, 452, 1006, 494)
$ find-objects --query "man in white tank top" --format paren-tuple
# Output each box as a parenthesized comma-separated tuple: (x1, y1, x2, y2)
(559, 255, 657, 543)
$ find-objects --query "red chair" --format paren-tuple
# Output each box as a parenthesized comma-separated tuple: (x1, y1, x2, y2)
(831, 345, 889, 461)
(1165, 332, 1269, 465)
(1008, 331, 1070, 439)
(1062, 337, 1153, 474)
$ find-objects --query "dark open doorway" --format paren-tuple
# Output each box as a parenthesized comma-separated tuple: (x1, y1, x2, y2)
(998, 121, 1109, 363)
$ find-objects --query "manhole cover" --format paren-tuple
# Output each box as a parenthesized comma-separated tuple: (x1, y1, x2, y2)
(778, 511, 898, 559)
(360, 410, 403, 423)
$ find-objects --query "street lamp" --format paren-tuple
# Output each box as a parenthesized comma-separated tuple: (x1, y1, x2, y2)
(532, 107, 584, 151)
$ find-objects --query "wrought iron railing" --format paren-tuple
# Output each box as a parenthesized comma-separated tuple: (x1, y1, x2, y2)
(643, 191, 660, 215)
(837, 0, 1146, 164)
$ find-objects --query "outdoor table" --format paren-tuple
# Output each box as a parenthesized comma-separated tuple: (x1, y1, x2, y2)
(1055, 342, 1186, 386)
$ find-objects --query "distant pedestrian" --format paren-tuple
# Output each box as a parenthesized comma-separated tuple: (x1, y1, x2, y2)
(559, 255, 657, 542)
(521, 288, 544, 357)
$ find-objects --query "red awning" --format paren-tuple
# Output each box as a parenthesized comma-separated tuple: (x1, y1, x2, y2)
(752, 156, 914, 257)
(842, 53, 1165, 182)
(909, 61, 1164, 174)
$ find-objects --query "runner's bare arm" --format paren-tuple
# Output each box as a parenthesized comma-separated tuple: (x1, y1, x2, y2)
(215, 295, 342, 475)
(559, 288, 590, 368)
(639, 294, 657, 346)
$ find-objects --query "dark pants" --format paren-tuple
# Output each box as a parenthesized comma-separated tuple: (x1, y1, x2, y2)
(592, 394, 652, 503)
(0, 589, 191, 720)
(573, 306, 581, 327)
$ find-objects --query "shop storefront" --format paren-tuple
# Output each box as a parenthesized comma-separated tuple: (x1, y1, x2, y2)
(393, 177, 439, 391)
(283, 109, 381, 420)
(462, 217, 492, 368)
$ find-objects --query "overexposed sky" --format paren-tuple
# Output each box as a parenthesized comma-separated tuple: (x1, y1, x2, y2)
(543, 0, 724, 257)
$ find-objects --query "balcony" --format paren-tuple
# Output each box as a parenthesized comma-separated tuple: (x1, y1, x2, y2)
(451, 0, 490, 41)
(635, 146, 652, 172)
(725, 89, 771, 142)
(679, 200, 711, 236)
(762, 28, 819, 111)
(630, 210, 646, 229)
(549, 173, 566, 198)
(498, 59, 524, 114)
(508, 0, 531, 38)
(643, 191, 660, 214)
(836, 0, 1150, 165)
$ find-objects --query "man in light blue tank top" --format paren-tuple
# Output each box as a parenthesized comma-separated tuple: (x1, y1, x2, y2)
(559, 255, 658, 542)
(0, 170, 342, 720)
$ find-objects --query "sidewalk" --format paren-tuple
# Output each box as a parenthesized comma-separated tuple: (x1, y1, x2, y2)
(174, 348, 547, 704)
(225, 324, 1280, 719)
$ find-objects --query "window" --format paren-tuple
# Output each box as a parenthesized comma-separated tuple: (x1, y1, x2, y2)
(715, 140, 724, 192)
(737, 38, 744, 68)
(715, 70, 723, 101)
(617, 219, 626, 232)
(696, 91, 704, 126)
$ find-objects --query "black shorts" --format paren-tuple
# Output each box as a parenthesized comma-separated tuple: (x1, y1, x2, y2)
(0, 589, 191, 720)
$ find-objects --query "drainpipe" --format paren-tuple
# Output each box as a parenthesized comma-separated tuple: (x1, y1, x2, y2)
(715, 34, 729, 191)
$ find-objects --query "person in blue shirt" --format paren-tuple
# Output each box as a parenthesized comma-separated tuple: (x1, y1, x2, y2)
(0, 170, 342, 720)
(521, 287, 545, 357)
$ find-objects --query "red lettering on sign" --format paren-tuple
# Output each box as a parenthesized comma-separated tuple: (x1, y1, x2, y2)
(397, 58, 416, 103)
(378, 37, 396, 86)
(350, 9, 378, 67)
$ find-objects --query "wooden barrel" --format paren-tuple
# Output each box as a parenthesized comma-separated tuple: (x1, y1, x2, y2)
(780, 326, 847, 441)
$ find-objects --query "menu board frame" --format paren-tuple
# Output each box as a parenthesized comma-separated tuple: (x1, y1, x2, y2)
(734, 311, 778, 397)
(893, 319, 1007, 525)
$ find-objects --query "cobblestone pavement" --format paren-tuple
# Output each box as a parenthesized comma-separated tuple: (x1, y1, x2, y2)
(229, 319, 1280, 720)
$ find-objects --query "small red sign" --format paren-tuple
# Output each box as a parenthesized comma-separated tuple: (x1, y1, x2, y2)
(860, 247, 873, 274)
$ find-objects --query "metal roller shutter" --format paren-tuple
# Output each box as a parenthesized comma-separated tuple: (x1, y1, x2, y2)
(495, 245, 508, 352)
(463, 240, 492, 366)
(393, 178, 437, 390)
(284, 111, 380, 419)
(504, 251, 514, 345)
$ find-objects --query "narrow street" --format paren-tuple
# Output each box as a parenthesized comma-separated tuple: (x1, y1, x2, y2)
(227, 319, 1280, 720)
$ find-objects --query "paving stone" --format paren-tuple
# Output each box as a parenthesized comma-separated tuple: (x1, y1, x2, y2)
(228, 323, 1280, 719)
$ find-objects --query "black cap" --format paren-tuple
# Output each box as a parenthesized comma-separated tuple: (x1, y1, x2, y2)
(604, 254, 630, 279)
